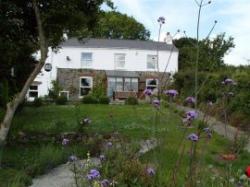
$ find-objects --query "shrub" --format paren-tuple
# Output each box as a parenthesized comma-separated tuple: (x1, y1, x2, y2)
(99, 96, 110, 104)
(33, 97, 43, 107)
(55, 95, 67, 105)
(125, 96, 138, 105)
(81, 95, 98, 104)
(48, 80, 61, 101)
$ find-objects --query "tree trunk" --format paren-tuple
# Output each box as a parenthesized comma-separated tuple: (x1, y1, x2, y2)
(0, 1, 47, 147)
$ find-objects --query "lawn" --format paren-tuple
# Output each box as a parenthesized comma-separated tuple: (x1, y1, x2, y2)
(0, 104, 249, 186)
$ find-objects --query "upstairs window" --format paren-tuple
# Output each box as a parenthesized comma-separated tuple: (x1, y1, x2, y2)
(147, 55, 157, 70)
(28, 85, 38, 98)
(114, 53, 125, 69)
(79, 77, 93, 97)
(81, 53, 92, 68)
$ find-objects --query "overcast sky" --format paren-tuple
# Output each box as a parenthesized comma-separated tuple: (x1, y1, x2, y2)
(110, 0, 250, 66)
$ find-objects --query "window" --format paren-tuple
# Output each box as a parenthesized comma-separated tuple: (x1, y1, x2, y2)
(79, 77, 93, 97)
(147, 55, 157, 70)
(146, 79, 158, 90)
(107, 77, 138, 97)
(28, 85, 38, 98)
(114, 53, 125, 69)
(81, 53, 92, 68)
(124, 78, 138, 91)
(59, 91, 69, 100)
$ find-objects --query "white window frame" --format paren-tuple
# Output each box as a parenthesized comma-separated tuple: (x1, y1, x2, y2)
(59, 91, 69, 100)
(81, 52, 93, 68)
(79, 76, 93, 98)
(147, 55, 157, 70)
(28, 85, 38, 98)
(146, 78, 158, 90)
(114, 53, 126, 69)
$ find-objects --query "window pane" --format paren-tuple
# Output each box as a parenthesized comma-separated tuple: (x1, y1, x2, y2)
(131, 78, 138, 91)
(81, 78, 91, 87)
(116, 78, 123, 91)
(80, 88, 91, 96)
(115, 54, 125, 69)
(146, 79, 158, 90)
(107, 78, 116, 97)
(30, 85, 38, 90)
(147, 55, 157, 69)
(81, 53, 92, 67)
(29, 91, 38, 98)
(124, 78, 131, 91)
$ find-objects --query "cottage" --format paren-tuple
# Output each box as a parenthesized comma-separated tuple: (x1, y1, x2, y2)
(27, 38, 179, 101)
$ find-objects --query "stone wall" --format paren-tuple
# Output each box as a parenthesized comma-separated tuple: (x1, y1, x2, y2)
(57, 68, 170, 100)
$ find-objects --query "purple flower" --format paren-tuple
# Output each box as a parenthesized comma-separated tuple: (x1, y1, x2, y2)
(152, 99, 160, 108)
(187, 133, 199, 142)
(68, 155, 78, 162)
(87, 169, 100, 180)
(203, 128, 212, 138)
(185, 96, 196, 104)
(146, 167, 156, 176)
(107, 142, 112, 147)
(164, 89, 178, 97)
(100, 179, 110, 187)
(186, 111, 198, 120)
(99, 154, 105, 161)
(144, 89, 153, 96)
(62, 138, 70, 146)
(157, 16, 165, 24)
(222, 78, 236, 85)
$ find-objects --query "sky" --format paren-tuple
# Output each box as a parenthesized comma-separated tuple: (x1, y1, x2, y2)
(108, 0, 250, 66)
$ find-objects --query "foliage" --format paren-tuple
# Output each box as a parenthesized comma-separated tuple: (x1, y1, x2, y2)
(174, 33, 235, 71)
(82, 95, 99, 104)
(92, 11, 150, 40)
(33, 97, 43, 107)
(55, 95, 67, 105)
(99, 96, 110, 104)
(91, 74, 106, 99)
(0, 79, 9, 107)
(125, 96, 138, 105)
(48, 80, 62, 101)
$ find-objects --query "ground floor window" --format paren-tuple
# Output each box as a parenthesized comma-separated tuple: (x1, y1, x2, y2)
(107, 77, 138, 97)
(59, 91, 69, 100)
(79, 76, 93, 97)
(28, 85, 38, 98)
(146, 78, 158, 90)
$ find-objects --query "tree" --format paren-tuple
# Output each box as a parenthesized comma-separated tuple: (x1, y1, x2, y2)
(91, 11, 150, 40)
(174, 33, 234, 71)
(0, 0, 109, 146)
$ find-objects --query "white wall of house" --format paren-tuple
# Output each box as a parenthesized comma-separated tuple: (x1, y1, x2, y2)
(27, 46, 178, 100)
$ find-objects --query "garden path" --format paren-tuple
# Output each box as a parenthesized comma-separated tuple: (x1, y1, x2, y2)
(176, 105, 250, 152)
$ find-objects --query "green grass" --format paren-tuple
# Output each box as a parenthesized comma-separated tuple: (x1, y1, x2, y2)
(0, 104, 249, 186)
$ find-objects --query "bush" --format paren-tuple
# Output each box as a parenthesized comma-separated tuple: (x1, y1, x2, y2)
(99, 96, 110, 104)
(125, 96, 138, 105)
(33, 97, 43, 107)
(55, 95, 67, 105)
(81, 95, 98, 104)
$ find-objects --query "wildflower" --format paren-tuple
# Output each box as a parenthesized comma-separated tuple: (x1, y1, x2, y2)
(245, 166, 250, 178)
(186, 110, 198, 120)
(80, 117, 91, 125)
(87, 169, 100, 180)
(187, 133, 199, 142)
(203, 127, 212, 138)
(100, 179, 110, 187)
(152, 99, 160, 108)
(222, 78, 236, 85)
(107, 142, 112, 147)
(157, 16, 165, 24)
(68, 155, 78, 162)
(99, 154, 105, 161)
(185, 96, 196, 104)
(164, 89, 178, 97)
(144, 89, 153, 96)
(146, 167, 156, 176)
(62, 138, 69, 146)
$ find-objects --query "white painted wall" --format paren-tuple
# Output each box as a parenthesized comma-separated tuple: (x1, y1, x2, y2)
(27, 46, 178, 100)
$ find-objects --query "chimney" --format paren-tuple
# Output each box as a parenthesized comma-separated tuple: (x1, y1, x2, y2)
(164, 32, 173, 44)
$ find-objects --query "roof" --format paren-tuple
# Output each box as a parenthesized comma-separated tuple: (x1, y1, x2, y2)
(105, 70, 139, 78)
(60, 38, 178, 52)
